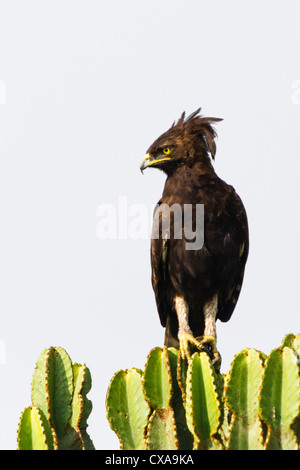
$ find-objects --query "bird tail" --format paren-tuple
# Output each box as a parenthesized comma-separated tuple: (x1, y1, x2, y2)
(164, 315, 179, 349)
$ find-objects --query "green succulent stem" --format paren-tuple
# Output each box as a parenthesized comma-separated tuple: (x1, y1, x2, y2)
(17, 347, 94, 450)
(106, 334, 300, 450)
(17, 333, 300, 450)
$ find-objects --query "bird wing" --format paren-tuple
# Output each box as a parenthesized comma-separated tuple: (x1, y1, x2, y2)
(216, 190, 249, 322)
(150, 200, 169, 327)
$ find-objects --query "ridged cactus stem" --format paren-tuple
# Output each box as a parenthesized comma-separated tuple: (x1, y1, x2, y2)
(20, 334, 300, 450)
(105, 334, 300, 450)
(224, 348, 265, 450)
(106, 368, 150, 450)
(259, 346, 300, 450)
(17, 406, 52, 450)
(143, 347, 178, 450)
(185, 352, 223, 450)
(17, 347, 94, 450)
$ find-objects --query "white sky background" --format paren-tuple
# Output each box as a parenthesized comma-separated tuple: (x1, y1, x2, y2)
(0, 0, 300, 450)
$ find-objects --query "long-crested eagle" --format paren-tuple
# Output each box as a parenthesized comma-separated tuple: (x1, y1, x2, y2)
(140, 109, 249, 363)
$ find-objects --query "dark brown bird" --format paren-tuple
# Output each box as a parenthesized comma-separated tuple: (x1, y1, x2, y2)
(140, 108, 249, 363)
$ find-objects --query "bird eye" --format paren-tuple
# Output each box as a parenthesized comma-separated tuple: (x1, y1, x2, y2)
(162, 147, 171, 155)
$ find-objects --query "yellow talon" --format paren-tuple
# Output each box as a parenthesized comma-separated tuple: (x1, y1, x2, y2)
(178, 334, 221, 368)
(196, 335, 221, 365)
(179, 333, 206, 362)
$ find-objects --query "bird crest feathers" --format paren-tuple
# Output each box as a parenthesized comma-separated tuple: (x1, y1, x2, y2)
(170, 108, 222, 160)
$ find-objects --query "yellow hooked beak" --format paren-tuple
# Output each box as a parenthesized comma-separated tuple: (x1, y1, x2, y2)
(140, 153, 171, 173)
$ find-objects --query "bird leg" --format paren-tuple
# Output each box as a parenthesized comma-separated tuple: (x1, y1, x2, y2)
(175, 295, 206, 361)
(197, 293, 220, 364)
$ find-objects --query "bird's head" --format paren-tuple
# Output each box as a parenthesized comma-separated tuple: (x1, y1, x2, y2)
(140, 108, 222, 175)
